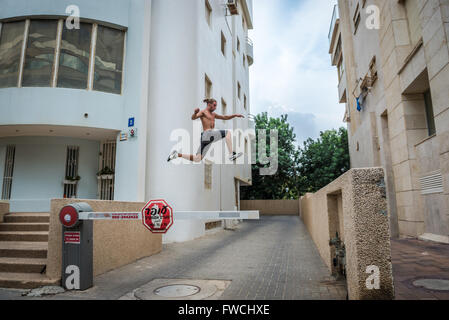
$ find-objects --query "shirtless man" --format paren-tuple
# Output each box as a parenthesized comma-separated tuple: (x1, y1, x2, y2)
(167, 98, 244, 163)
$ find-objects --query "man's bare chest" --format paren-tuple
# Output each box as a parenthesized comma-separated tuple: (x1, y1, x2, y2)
(202, 113, 216, 123)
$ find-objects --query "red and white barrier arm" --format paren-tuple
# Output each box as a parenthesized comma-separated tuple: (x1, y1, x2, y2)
(77, 211, 260, 221)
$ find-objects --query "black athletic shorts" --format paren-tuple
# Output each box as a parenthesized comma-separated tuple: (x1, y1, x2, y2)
(197, 130, 227, 156)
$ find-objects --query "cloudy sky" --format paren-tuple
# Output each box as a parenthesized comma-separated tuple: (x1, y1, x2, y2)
(249, 0, 344, 146)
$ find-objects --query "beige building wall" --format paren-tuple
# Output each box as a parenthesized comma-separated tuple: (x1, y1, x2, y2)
(240, 200, 300, 215)
(330, 0, 449, 241)
(46, 199, 162, 280)
(301, 168, 394, 300)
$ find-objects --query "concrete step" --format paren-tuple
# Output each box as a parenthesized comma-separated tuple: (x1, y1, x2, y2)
(0, 272, 59, 289)
(0, 257, 47, 273)
(0, 231, 48, 242)
(0, 223, 49, 232)
(0, 241, 47, 259)
(4, 213, 50, 223)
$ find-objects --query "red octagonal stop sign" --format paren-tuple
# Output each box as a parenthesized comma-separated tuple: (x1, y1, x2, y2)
(141, 199, 173, 234)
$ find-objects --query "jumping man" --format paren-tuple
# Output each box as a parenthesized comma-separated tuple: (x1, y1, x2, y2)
(167, 98, 244, 163)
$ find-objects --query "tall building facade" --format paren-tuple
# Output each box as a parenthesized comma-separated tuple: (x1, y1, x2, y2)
(0, 0, 255, 242)
(329, 0, 448, 242)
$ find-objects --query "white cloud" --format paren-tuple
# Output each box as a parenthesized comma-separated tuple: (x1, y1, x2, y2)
(249, 0, 344, 145)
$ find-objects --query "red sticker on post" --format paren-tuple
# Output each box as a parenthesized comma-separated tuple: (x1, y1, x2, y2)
(64, 232, 81, 244)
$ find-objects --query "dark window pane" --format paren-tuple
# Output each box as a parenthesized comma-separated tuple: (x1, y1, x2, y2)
(0, 21, 25, 88)
(57, 23, 91, 89)
(424, 90, 436, 136)
(22, 20, 58, 87)
(93, 26, 125, 94)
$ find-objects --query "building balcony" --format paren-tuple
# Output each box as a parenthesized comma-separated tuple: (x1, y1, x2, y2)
(246, 37, 254, 66)
(0, 87, 124, 136)
(328, 4, 340, 54)
(0, 16, 130, 138)
(338, 72, 347, 103)
(241, 0, 254, 29)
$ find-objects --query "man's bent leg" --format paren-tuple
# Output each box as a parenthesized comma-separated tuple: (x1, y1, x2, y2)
(225, 130, 233, 155)
(179, 153, 202, 163)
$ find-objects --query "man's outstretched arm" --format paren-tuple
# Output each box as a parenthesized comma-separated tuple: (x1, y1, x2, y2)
(215, 114, 245, 121)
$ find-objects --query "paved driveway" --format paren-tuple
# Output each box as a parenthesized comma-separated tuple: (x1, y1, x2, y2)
(0, 216, 346, 300)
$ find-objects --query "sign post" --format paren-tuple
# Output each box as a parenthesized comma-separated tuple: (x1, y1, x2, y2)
(59, 203, 93, 291)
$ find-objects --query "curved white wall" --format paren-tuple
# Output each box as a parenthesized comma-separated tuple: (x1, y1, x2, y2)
(147, 0, 253, 243)
(0, 88, 124, 131)
(146, 0, 203, 242)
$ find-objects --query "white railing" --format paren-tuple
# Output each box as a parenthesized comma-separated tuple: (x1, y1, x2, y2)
(328, 4, 339, 44)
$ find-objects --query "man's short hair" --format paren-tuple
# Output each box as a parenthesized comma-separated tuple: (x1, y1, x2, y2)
(203, 98, 217, 105)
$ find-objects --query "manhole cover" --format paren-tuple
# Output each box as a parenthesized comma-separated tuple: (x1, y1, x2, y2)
(153, 285, 201, 298)
(413, 279, 449, 291)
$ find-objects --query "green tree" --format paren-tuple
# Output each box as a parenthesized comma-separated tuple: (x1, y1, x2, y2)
(240, 112, 300, 200)
(297, 127, 350, 195)
(240, 113, 350, 200)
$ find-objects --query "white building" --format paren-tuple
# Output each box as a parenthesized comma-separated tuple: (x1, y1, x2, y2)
(0, 0, 255, 242)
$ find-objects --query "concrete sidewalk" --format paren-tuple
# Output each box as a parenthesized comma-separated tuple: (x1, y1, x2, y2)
(0, 216, 346, 300)
(391, 238, 449, 300)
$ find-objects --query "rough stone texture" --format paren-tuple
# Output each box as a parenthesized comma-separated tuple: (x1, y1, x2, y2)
(301, 168, 395, 300)
(346, 169, 394, 300)
(0, 216, 347, 300)
(0, 201, 9, 223)
(240, 200, 300, 216)
(46, 199, 162, 281)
